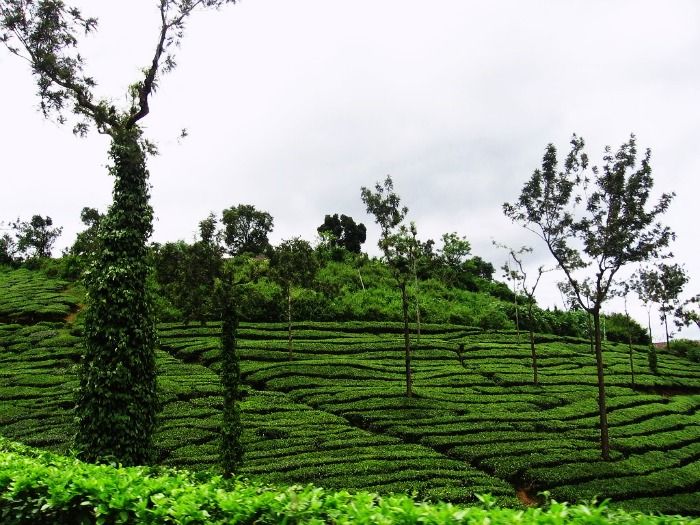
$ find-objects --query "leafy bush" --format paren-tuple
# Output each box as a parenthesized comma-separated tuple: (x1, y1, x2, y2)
(671, 339, 700, 361)
(2, 438, 698, 524)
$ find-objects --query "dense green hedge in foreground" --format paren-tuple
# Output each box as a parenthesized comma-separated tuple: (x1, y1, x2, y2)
(1, 439, 698, 525)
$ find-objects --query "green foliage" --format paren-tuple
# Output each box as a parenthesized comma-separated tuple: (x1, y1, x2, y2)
(675, 294, 700, 331)
(151, 236, 223, 325)
(221, 204, 274, 256)
(10, 215, 62, 260)
(0, 233, 17, 266)
(76, 127, 158, 466)
(648, 345, 658, 374)
(670, 339, 700, 362)
(68, 207, 103, 263)
(4, 439, 696, 525)
(317, 213, 367, 253)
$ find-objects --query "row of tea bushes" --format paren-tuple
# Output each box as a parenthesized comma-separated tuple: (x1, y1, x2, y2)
(158, 321, 700, 513)
(2, 438, 698, 525)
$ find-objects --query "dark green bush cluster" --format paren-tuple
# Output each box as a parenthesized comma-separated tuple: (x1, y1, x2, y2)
(670, 339, 700, 363)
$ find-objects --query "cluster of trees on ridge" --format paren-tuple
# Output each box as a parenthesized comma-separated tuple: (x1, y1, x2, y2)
(2, 0, 699, 481)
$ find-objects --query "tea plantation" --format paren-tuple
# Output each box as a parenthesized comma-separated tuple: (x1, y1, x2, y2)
(2, 267, 700, 517)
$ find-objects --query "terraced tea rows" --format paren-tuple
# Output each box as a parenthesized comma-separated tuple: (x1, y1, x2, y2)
(2, 268, 699, 513)
(0, 268, 78, 323)
(159, 321, 700, 514)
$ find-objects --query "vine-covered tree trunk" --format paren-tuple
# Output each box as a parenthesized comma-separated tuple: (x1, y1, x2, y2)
(527, 303, 538, 386)
(76, 126, 158, 465)
(401, 282, 413, 398)
(592, 309, 611, 461)
(287, 287, 293, 361)
(220, 276, 242, 477)
(513, 285, 521, 344)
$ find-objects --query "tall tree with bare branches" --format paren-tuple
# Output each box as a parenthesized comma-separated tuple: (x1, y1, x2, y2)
(1, 0, 238, 465)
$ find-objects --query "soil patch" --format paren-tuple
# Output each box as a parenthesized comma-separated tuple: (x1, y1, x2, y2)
(64, 304, 84, 324)
(516, 487, 538, 506)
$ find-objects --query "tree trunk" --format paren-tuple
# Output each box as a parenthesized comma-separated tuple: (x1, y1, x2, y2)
(77, 127, 157, 465)
(287, 288, 293, 361)
(627, 317, 635, 386)
(401, 282, 413, 397)
(624, 296, 635, 386)
(413, 259, 421, 348)
(220, 276, 242, 477)
(592, 309, 611, 461)
(513, 285, 521, 343)
(528, 303, 538, 386)
(663, 306, 671, 352)
(357, 269, 365, 291)
(647, 306, 658, 374)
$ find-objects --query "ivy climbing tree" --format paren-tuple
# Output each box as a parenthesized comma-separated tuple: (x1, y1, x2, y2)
(216, 266, 243, 477)
(0, 0, 238, 465)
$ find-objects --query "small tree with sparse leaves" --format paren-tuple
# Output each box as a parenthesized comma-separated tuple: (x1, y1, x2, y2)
(271, 238, 318, 360)
(361, 175, 418, 397)
(497, 244, 551, 385)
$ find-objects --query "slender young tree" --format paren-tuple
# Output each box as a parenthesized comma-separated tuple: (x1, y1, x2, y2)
(499, 244, 551, 385)
(636, 263, 688, 352)
(409, 222, 422, 347)
(1, 0, 237, 465)
(504, 134, 674, 460)
(361, 175, 416, 397)
(495, 242, 523, 343)
(633, 272, 659, 374)
(271, 238, 318, 360)
(618, 282, 636, 385)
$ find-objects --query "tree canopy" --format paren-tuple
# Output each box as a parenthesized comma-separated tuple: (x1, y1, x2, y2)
(317, 213, 367, 253)
(222, 204, 274, 256)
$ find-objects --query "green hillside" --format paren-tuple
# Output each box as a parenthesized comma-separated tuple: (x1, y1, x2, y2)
(1, 267, 700, 516)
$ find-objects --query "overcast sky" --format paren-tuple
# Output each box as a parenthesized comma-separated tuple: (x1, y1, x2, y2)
(1, 0, 698, 339)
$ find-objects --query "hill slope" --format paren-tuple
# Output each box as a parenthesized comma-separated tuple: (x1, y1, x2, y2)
(1, 267, 699, 515)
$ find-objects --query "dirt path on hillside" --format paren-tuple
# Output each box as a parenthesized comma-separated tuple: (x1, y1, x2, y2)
(64, 304, 84, 324)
